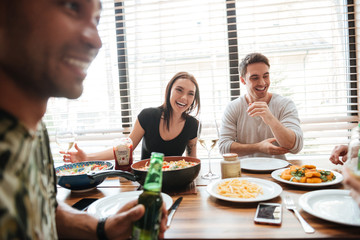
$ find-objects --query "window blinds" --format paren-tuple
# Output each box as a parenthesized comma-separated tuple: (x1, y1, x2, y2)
(44, 0, 359, 162)
(234, 0, 359, 158)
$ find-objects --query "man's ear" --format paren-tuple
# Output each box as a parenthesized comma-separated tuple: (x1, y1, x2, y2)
(240, 77, 246, 85)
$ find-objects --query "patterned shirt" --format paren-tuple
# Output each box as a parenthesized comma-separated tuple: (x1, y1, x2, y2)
(0, 110, 58, 239)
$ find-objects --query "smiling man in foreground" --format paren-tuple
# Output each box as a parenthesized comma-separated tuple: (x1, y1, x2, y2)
(219, 53, 303, 160)
(0, 0, 166, 239)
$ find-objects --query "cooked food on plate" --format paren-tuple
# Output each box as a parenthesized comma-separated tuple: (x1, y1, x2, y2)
(216, 179, 263, 199)
(57, 163, 107, 176)
(280, 165, 336, 183)
(138, 159, 198, 171)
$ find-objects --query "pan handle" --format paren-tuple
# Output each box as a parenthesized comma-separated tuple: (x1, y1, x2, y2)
(87, 170, 138, 182)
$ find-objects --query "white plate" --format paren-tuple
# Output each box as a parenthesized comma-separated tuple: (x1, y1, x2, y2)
(299, 189, 360, 226)
(87, 191, 173, 218)
(240, 157, 289, 172)
(206, 177, 282, 203)
(271, 168, 343, 188)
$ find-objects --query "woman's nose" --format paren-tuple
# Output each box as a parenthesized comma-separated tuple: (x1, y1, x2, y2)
(181, 93, 188, 100)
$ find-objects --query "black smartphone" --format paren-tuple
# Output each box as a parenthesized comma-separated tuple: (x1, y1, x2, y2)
(72, 198, 98, 211)
(254, 203, 282, 225)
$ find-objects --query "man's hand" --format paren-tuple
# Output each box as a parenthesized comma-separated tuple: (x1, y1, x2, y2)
(247, 101, 296, 150)
(106, 199, 168, 240)
(343, 168, 360, 207)
(258, 138, 289, 155)
(247, 102, 274, 124)
(329, 145, 348, 165)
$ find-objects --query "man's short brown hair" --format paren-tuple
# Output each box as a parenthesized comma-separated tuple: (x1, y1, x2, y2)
(238, 53, 270, 78)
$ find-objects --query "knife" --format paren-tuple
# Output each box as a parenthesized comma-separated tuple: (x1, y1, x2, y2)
(166, 197, 183, 227)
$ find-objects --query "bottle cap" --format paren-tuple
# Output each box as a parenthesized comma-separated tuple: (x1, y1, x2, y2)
(151, 152, 164, 159)
(222, 153, 238, 161)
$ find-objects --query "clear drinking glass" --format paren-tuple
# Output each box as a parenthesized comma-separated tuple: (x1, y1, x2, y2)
(198, 118, 220, 180)
(55, 126, 76, 162)
(346, 132, 360, 178)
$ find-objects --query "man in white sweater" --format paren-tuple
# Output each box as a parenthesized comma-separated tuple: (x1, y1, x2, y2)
(219, 53, 303, 160)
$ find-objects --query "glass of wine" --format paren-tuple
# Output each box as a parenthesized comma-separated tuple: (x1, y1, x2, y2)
(55, 126, 76, 163)
(345, 136, 360, 177)
(198, 118, 220, 180)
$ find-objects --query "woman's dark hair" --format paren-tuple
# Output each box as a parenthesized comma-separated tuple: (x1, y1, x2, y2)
(160, 72, 200, 130)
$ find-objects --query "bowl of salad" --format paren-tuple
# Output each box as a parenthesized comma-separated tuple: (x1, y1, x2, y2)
(131, 156, 201, 190)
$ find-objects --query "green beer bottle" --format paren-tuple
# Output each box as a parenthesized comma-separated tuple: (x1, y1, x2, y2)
(132, 152, 164, 240)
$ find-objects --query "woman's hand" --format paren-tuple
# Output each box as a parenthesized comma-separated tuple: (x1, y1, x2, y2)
(61, 143, 88, 163)
(329, 145, 348, 165)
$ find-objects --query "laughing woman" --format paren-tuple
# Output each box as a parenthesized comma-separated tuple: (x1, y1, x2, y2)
(64, 72, 200, 162)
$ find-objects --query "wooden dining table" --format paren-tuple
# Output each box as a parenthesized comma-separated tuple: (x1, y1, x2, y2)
(56, 158, 360, 239)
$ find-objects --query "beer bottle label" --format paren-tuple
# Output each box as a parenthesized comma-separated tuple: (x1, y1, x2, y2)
(132, 227, 141, 240)
(132, 152, 164, 240)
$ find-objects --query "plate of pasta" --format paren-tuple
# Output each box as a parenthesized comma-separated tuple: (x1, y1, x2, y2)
(271, 165, 343, 188)
(206, 177, 282, 202)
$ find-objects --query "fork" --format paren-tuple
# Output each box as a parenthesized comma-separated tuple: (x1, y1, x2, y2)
(284, 195, 315, 233)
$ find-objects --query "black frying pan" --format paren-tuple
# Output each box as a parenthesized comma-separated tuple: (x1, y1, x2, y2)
(56, 156, 200, 191)
(56, 161, 127, 191)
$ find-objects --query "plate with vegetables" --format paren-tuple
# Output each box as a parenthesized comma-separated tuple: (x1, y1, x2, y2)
(271, 165, 343, 188)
